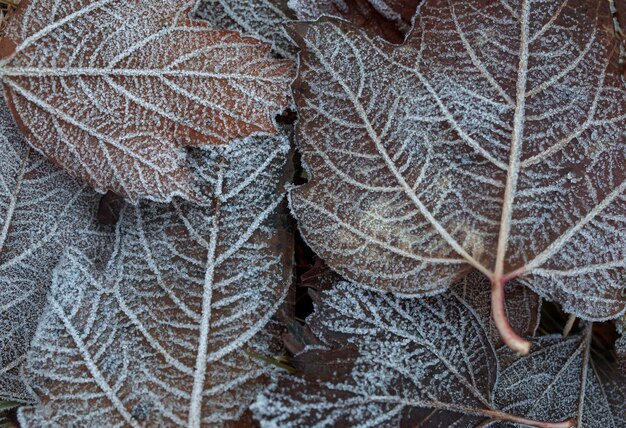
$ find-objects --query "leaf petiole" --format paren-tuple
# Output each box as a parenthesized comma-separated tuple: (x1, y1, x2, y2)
(481, 409, 575, 428)
(491, 276, 531, 354)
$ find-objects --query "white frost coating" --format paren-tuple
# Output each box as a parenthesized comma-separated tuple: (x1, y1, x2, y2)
(495, 328, 626, 428)
(0, 99, 102, 403)
(18, 134, 292, 426)
(452, 271, 541, 347)
(195, 0, 298, 60)
(253, 282, 502, 427)
(288, 0, 420, 39)
(0, 0, 293, 202)
(288, 0, 626, 319)
(253, 281, 624, 427)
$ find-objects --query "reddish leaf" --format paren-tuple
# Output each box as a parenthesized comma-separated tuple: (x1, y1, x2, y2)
(287, 0, 626, 352)
(0, 0, 293, 202)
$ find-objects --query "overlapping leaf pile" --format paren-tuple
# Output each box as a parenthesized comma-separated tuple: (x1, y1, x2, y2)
(0, 0, 625, 427)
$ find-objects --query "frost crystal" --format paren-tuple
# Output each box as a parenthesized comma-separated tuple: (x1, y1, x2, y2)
(288, 0, 626, 323)
(195, 0, 298, 59)
(288, 0, 422, 42)
(453, 270, 541, 347)
(495, 327, 626, 428)
(0, 99, 103, 403)
(253, 278, 625, 427)
(18, 134, 293, 427)
(0, 0, 293, 201)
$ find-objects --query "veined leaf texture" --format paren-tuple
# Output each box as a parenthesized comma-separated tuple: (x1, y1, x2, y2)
(0, 0, 293, 201)
(288, 0, 626, 351)
(288, 0, 423, 42)
(0, 99, 105, 403)
(253, 277, 626, 427)
(195, 0, 298, 60)
(17, 135, 293, 427)
(1, 0, 625, 426)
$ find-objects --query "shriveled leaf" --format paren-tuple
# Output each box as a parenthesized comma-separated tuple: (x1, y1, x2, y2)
(253, 278, 623, 427)
(19, 134, 293, 427)
(288, 0, 423, 42)
(0, 0, 293, 202)
(0, 99, 103, 403)
(494, 326, 626, 428)
(287, 0, 626, 349)
(195, 0, 298, 59)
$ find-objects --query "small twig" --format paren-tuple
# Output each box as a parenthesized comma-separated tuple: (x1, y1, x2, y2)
(562, 314, 577, 337)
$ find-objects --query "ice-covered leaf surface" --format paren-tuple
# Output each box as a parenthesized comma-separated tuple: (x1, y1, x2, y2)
(288, 0, 626, 322)
(19, 135, 293, 427)
(0, 0, 293, 202)
(254, 282, 499, 427)
(253, 279, 624, 427)
(452, 271, 541, 347)
(494, 326, 626, 428)
(195, 0, 298, 60)
(288, 0, 422, 43)
(0, 99, 101, 403)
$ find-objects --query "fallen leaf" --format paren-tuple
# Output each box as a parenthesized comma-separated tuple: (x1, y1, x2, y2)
(253, 278, 624, 427)
(452, 270, 541, 348)
(0, 99, 105, 403)
(288, 0, 423, 43)
(0, 0, 293, 202)
(287, 0, 626, 352)
(195, 0, 298, 59)
(494, 325, 626, 428)
(18, 133, 293, 426)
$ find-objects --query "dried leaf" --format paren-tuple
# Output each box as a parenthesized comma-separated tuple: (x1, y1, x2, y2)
(287, 0, 626, 351)
(0, 99, 103, 403)
(253, 279, 624, 427)
(288, 0, 423, 43)
(18, 134, 293, 426)
(0, 0, 293, 202)
(195, 0, 298, 59)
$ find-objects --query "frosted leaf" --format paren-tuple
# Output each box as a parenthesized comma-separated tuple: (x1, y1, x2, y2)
(253, 280, 582, 427)
(494, 326, 626, 428)
(453, 271, 541, 348)
(0, 0, 293, 202)
(0, 99, 103, 403)
(287, 0, 626, 350)
(288, 0, 423, 42)
(19, 134, 293, 426)
(194, 0, 298, 60)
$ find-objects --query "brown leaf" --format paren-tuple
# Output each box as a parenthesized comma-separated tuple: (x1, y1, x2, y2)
(253, 278, 624, 427)
(0, 98, 109, 403)
(452, 270, 541, 348)
(287, 0, 626, 352)
(195, 0, 298, 59)
(0, 0, 293, 202)
(289, 0, 423, 43)
(17, 133, 293, 427)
